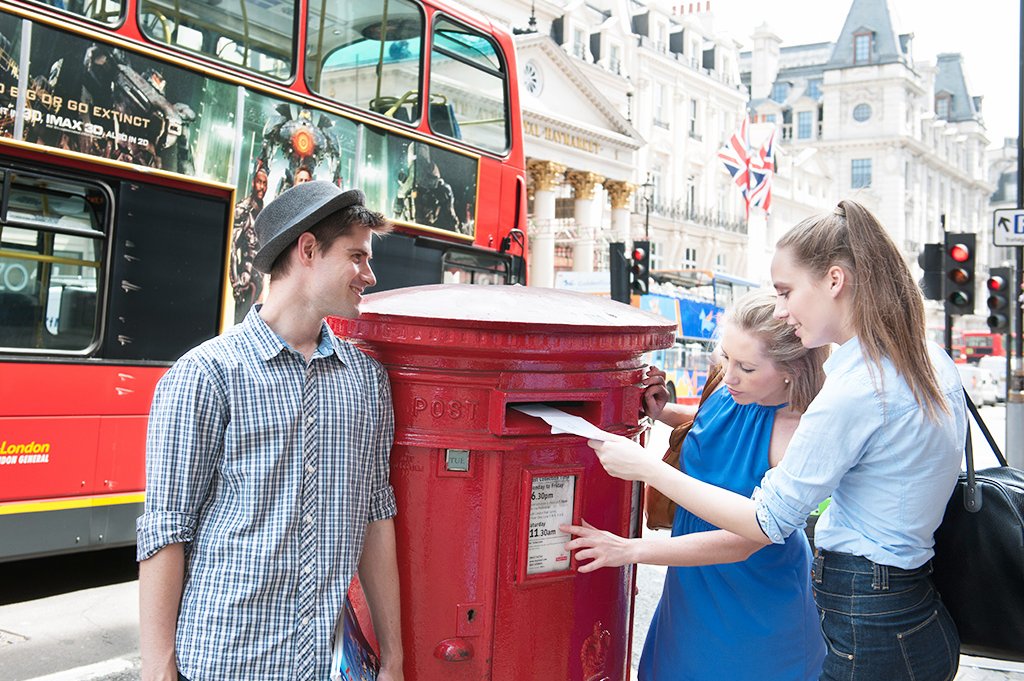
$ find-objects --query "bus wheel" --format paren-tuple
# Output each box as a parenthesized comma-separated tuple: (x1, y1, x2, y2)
(666, 382, 677, 405)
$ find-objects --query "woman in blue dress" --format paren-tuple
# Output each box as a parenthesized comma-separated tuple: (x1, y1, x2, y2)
(565, 290, 828, 680)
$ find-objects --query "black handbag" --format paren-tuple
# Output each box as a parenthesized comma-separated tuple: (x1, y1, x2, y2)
(931, 391, 1024, 662)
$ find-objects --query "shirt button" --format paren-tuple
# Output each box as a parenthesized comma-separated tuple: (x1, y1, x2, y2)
(304, 565, 312, 574)
(302, 616, 311, 626)
(306, 464, 316, 474)
(306, 415, 315, 426)
(305, 514, 313, 524)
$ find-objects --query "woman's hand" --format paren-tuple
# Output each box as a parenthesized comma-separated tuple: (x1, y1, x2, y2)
(642, 365, 670, 420)
(588, 435, 658, 483)
(561, 520, 635, 572)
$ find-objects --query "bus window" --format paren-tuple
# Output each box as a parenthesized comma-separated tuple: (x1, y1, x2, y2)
(28, 0, 124, 25)
(429, 17, 509, 153)
(442, 248, 509, 285)
(0, 170, 106, 352)
(306, 0, 424, 124)
(138, 0, 293, 80)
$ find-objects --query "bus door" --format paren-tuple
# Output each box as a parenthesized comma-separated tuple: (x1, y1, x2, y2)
(0, 157, 232, 560)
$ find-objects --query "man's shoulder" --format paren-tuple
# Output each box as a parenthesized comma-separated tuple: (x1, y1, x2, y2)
(174, 324, 253, 375)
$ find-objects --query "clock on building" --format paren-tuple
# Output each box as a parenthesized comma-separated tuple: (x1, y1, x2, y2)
(523, 60, 543, 96)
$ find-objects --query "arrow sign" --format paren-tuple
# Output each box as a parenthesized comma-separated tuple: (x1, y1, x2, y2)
(993, 209, 1024, 246)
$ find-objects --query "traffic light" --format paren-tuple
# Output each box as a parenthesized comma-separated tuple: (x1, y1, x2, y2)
(917, 242, 943, 301)
(609, 242, 630, 304)
(943, 233, 976, 315)
(630, 241, 650, 296)
(986, 267, 1012, 333)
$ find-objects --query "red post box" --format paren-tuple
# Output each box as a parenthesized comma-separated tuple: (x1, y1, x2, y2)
(330, 284, 674, 680)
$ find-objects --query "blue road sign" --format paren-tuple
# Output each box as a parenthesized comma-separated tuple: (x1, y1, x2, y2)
(993, 209, 1024, 247)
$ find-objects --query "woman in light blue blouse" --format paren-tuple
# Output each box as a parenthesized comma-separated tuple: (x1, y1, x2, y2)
(590, 200, 967, 681)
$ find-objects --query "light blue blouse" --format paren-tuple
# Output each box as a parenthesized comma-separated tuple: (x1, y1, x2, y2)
(753, 337, 967, 569)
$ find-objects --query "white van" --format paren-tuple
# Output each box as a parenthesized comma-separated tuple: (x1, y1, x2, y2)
(977, 355, 1007, 402)
(957, 363, 998, 407)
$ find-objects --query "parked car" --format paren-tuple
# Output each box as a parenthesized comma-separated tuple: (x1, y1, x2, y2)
(977, 355, 1007, 402)
(957, 364, 998, 407)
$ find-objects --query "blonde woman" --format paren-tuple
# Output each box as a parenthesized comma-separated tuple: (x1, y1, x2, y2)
(566, 290, 828, 680)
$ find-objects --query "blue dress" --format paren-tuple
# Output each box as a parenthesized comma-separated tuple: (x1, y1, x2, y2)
(638, 388, 825, 681)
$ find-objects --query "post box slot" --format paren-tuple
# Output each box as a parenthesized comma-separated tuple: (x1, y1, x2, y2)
(501, 399, 603, 437)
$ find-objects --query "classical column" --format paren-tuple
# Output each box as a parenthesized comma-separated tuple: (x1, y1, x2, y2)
(604, 179, 635, 245)
(566, 170, 605, 273)
(526, 159, 565, 288)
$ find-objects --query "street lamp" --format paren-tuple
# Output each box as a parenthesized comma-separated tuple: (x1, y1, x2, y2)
(641, 174, 653, 241)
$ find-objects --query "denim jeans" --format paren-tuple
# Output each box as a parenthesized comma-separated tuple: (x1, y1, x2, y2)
(811, 550, 959, 681)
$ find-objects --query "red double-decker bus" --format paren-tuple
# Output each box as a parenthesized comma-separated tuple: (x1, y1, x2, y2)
(0, 0, 526, 561)
(963, 331, 1007, 362)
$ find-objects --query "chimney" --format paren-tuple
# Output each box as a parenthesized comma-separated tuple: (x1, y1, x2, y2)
(750, 23, 782, 101)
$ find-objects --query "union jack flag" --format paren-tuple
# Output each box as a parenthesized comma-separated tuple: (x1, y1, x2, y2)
(718, 117, 751, 195)
(749, 129, 776, 213)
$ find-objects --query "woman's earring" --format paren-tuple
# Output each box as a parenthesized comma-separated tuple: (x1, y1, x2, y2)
(784, 378, 790, 385)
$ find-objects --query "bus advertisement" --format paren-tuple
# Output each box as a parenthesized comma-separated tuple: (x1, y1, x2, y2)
(637, 292, 722, 404)
(0, 0, 526, 562)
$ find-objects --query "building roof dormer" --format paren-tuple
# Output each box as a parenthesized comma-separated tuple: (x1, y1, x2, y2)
(827, 0, 906, 68)
(934, 53, 982, 122)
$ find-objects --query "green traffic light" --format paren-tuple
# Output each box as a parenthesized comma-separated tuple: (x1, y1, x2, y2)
(947, 291, 971, 307)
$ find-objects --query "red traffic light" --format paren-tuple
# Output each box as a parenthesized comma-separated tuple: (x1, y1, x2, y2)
(632, 247, 646, 261)
(948, 243, 971, 263)
(986, 275, 1007, 292)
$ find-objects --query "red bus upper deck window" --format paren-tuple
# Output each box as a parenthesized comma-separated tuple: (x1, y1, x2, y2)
(138, 0, 293, 80)
(429, 17, 509, 154)
(305, 0, 424, 125)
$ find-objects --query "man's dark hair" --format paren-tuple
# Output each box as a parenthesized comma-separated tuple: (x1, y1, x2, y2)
(269, 205, 393, 278)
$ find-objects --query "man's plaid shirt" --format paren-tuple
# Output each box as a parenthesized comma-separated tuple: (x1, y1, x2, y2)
(137, 307, 396, 681)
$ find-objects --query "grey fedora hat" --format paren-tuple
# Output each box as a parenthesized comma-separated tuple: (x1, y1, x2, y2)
(252, 181, 366, 273)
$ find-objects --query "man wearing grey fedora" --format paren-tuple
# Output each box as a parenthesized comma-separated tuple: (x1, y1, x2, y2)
(137, 181, 404, 681)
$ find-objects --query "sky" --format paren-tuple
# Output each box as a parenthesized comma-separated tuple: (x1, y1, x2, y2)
(701, 0, 1020, 147)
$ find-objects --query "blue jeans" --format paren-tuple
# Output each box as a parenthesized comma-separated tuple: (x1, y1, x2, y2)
(811, 550, 959, 681)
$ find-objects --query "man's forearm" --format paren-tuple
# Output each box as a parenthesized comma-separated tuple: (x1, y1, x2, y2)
(139, 543, 185, 681)
(358, 518, 404, 676)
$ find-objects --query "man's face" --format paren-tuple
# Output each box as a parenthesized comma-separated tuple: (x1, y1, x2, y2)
(294, 168, 312, 185)
(253, 171, 268, 201)
(308, 224, 377, 320)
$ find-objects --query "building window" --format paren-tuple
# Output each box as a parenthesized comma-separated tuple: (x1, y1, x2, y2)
(936, 94, 951, 120)
(573, 27, 587, 59)
(797, 111, 813, 139)
(851, 158, 872, 188)
(651, 241, 664, 271)
(715, 253, 726, 272)
(766, 113, 777, 124)
(770, 82, 789, 103)
(655, 83, 665, 123)
(689, 99, 699, 137)
(683, 247, 698, 269)
(854, 33, 871, 63)
(853, 103, 872, 122)
(610, 44, 622, 74)
(807, 79, 822, 98)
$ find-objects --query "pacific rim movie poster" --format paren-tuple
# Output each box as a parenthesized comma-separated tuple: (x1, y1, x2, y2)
(0, 13, 481, 324)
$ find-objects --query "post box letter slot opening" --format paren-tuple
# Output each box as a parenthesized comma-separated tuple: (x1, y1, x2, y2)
(496, 397, 604, 437)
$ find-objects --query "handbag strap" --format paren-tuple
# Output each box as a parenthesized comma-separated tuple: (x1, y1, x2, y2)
(962, 389, 980, 513)
(962, 388, 1008, 467)
(667, 364, 725, 453)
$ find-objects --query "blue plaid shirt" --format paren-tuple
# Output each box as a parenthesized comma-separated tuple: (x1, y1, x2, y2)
(137, 307, 396, 681)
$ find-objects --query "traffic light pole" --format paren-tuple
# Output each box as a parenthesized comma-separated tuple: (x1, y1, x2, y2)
(1009, 0, 1024, 468)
